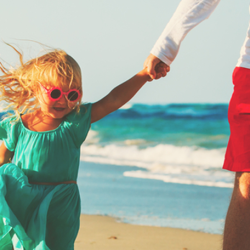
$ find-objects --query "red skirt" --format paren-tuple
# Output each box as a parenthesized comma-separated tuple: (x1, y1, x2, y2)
(223, 67, 250, 172)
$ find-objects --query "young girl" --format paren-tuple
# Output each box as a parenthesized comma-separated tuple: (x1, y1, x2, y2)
(0, 46, 166, 250)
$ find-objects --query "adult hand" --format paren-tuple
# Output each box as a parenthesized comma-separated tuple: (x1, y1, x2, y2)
(144, 53, 170, 80)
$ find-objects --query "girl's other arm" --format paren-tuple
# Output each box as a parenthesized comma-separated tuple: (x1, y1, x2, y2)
(91, 67, 165, 123)
(0, 142, 14, 166)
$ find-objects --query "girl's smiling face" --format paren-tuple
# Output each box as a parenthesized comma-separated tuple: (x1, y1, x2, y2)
(36, 83, 78, 120)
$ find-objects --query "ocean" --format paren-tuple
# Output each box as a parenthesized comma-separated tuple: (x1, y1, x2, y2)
(0, 103, 233, 235)
(78, 103, 233, 234)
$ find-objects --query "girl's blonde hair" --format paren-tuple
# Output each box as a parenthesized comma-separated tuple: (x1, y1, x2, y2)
(0, 44, 82, 116)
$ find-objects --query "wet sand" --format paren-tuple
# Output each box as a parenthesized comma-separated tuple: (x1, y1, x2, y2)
(75, 214, 222, 250)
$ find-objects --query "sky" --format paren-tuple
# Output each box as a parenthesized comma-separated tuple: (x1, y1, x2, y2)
(0, 0, 248, 104)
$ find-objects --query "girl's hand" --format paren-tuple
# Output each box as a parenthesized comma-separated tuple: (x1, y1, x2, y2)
(138, 67, 167, 82)
(144, 53, 170, 80)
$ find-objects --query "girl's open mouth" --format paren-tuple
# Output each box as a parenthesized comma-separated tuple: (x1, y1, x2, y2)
(53, 107, 66, 112)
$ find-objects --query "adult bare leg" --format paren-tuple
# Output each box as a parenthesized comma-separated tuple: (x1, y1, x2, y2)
(223, 172, 250, 250)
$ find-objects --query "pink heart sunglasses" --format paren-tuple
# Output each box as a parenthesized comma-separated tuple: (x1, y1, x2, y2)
(39, 82, 81, 102)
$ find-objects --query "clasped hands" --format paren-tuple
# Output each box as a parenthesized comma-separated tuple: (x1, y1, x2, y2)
(144, 53, 170, 81)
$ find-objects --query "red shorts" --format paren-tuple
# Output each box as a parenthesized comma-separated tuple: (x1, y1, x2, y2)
(223, 67, 250, 172)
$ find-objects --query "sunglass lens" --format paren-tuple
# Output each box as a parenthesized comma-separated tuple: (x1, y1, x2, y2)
(68, 91, 79, 101)
(51, 89, 61, 99)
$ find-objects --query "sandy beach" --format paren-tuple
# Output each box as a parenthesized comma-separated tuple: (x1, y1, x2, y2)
(75, 214, 222, 250)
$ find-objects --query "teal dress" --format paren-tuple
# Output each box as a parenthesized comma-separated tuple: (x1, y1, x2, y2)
(0, 103, 92, 250)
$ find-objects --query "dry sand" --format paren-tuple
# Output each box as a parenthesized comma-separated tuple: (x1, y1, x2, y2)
(75, 214, 222, 250)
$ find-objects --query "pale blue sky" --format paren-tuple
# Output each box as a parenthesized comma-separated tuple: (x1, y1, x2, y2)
(0, 0, 248, 104)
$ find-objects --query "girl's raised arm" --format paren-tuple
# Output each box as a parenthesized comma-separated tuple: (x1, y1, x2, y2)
(91, 66, 167, 123)
(91, 69, 150, 123)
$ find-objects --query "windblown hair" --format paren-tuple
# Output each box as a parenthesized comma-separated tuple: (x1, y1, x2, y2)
(0, 44, 83, 116)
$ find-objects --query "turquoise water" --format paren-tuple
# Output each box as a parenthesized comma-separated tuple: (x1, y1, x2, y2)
(78, 161, 231, 234)
(90, 103, 229, 148)
(82, 103, 233, 188)
(78, 103, 233, 234)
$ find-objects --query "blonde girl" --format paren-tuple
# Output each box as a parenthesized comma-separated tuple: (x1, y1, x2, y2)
(0, 45, 166, 250)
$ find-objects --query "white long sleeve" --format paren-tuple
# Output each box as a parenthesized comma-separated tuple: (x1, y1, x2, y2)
(237, 5, 250, 68)
(151, 0, 221, 66)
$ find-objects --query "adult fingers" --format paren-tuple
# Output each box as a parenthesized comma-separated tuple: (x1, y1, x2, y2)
(157, 62, 170, 73)
(144, 54, 161, 80)
(155, 64, 169, 79)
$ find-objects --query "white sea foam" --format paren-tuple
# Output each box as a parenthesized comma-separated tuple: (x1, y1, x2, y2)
(123, 171, 233, 188)
(80, 142, 234, 188)
(117, 215, 224, 234)
(119, 103, 132, 109)
(81, 143, 226, 169)
(84, 130, 99, 144)
(124, 139, 147, 146)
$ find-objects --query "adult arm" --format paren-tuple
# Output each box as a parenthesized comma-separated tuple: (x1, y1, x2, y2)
(145, 0, 221, 78)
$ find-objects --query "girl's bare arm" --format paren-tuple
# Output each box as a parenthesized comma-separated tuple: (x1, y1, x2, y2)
(90, 69, 151, 123)
(0, 142, 14, 166)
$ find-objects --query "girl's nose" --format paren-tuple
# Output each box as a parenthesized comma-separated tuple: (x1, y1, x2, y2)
(57, 94, 68, 104)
